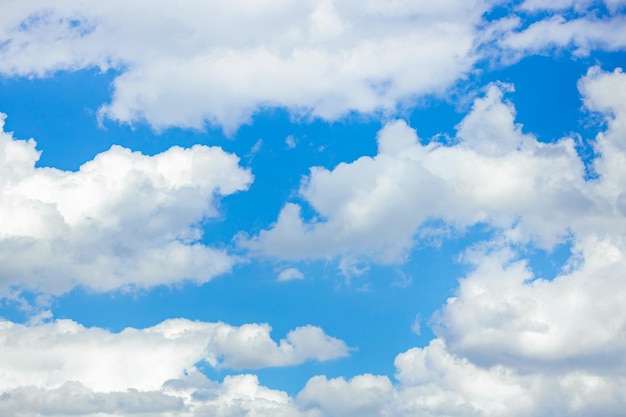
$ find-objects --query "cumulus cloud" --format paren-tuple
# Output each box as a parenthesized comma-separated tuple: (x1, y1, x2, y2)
(0, 372, 313, 417)
(494, 0, 626, 62)
(246, 80, 594, 264)
(0, 115, 252, 296)
(0, 0, 494, 131)
(299, 338, 626, 417)
(499, 14, 626, 59)
(1, 2, 625, 132)
(4, 66, 626, 417)
(0, 318, 350, 393)
(430, 67, 626, 371)
(298, 374, 393, 417)
(432, 242, 626, 371)
(287, 66, 626, 417)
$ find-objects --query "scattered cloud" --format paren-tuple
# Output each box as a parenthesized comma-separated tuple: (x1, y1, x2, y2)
(280, 65, 626, 417)
(285, 135, 297, 149)
(411, 314, 422, 336)
(2, 3, 626, 417)
(0, 115, 252, 296)
(277, 268, 305, 282)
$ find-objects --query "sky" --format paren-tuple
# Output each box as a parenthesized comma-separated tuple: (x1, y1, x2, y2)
(0, 0, 626, 416)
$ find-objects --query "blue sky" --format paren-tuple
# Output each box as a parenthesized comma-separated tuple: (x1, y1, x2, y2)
(1, 1, 626, 416)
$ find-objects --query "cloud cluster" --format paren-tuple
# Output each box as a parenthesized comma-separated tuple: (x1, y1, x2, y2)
(300, 337, 626, 417)
(4, 63, 626, 417)
(2, 2, 626, 416)
(247, 82, 590, 263)
(2, 62, 626, 417)
(2, 1, 625, 131)
(248, 67, 626, 268)
(0, 318, 349, 416)
(243, 66, 626, 417)
(0, 116, 252, 296)
(0, 372, 320, 417)
(0, 318, 350, 393)
(0, 0, 493, 130)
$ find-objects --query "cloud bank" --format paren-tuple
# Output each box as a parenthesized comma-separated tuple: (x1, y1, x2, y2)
(0, 0, 491, 130)
(0, 318, 350, 393)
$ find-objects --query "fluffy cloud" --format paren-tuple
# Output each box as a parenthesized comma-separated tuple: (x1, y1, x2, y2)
(287, 66, 626, 417)
(2, 2, 625, 132)
(301, 337, 626, 417)
(246, 79, 594, 264)
(0, 372, 313, 417)
(495, 0, 626, 61)
(298, 374, 393, 417)
(499, 14, 626, 59)
(0, 318, 350, 393)
(432, 67, 626, 371)
(0, 318, 347, 416)
(0, 0, 493, 131)
(0, 115, 252, 296)
(434, 242, 626, 373)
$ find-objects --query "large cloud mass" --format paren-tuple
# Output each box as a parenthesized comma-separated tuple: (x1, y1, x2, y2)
(0, 115, 252, 296)
(0, 318, 349, 417)
(1, 1, 625, 131)
(0, 318, 350, 392)
(0, 0, 491, 130)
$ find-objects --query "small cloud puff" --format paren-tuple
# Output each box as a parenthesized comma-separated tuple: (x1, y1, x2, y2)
(277, 268, 305, 282)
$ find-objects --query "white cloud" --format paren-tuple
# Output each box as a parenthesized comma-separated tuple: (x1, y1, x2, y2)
(433, 242, 626, 372)
(246, 81, 592, 264)
(292, 65, 626, 417)
(207, 323, 351, 370)
(0, 372, 312, 417)
(1, 2, 626, 132)
(298, 374, 393, 417)
(298, 336, 626, 417)
(278, 267, 305, 281)
(499, 14, 626, 59)
(0, 318, 348, 416)
(285, 135, 297, 149)
(430, 67, 626, 371)
(0, 318, 350, 393)
(0, 114, 252, 296)
(520, 0, 626, 12)
(0, 0, 493, 131)
(410, 314, 422, 335)
(8, 333, 620, 417)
